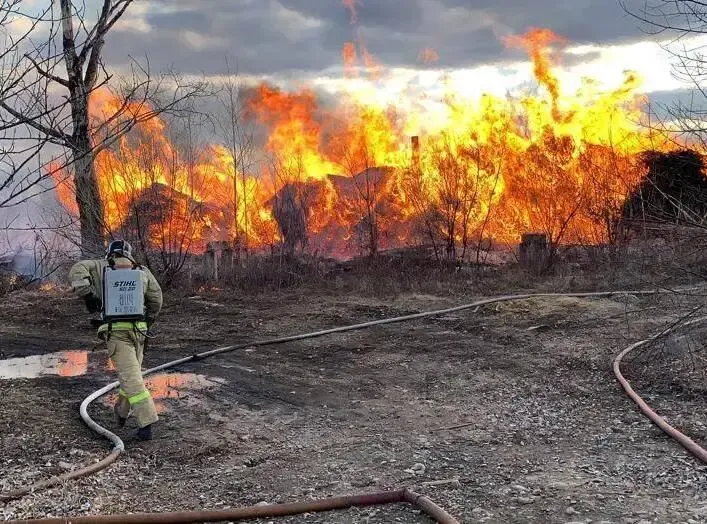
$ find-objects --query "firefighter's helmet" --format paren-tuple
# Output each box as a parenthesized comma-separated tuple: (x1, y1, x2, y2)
(105, 239, 133, 260)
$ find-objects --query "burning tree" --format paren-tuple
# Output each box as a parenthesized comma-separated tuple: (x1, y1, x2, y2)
(51, 90, 276, 273)
(214, 61, 259, 256)
(334, 132, 395, 257)
(337, 136, 382, 256)
(424, 134, 506, 261)
(0, 0, 205, 255)
(579, 143, 645, 247)
(505, 133, 586, 263)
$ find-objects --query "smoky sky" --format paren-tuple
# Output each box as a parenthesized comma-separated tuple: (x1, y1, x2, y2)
(102, 0, 650, 78)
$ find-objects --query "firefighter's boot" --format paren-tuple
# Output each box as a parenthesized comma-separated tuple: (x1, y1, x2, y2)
(136, 424, 153, 441)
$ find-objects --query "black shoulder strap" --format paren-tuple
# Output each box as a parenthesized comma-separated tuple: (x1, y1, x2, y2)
(101, 264, 108, 323)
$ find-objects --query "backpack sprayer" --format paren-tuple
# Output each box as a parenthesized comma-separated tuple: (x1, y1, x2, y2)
(102, 267, 145, 322)
(101, 240, 153, 343)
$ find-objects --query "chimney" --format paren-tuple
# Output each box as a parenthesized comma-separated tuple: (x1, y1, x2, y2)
(411, 136, 420, 169)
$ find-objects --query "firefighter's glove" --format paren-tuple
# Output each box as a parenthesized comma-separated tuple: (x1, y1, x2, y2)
(83, 294, 102, 313)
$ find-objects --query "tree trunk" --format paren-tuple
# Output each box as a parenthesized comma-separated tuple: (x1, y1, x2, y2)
(232, 167, 239, 250)
(445, 214, 456, 261)
(73, 145, 105, 256)
(241, 170, 249, 255)
(60, 0, 106, 256)
(72, 98, 105, 256)
(367, 209, 378, 256)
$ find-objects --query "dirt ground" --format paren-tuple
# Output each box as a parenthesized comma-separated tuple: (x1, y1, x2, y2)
(1, 272, 706, 523)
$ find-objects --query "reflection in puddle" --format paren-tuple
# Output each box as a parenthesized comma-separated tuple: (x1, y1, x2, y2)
(103, 372, 225, 413)
(0, 351, 89, 379)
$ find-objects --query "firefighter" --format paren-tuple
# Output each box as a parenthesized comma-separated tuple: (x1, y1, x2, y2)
(69, 240, 163, 441)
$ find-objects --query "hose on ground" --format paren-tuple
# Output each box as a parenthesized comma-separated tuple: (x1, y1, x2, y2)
(2, 286, 706, 521)
(613, 316, 707, 464)
(4, 489, 458, 524)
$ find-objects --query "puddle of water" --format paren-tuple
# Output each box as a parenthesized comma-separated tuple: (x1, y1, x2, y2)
(0, 351, 89, 379)
(103, 372, 226, 413)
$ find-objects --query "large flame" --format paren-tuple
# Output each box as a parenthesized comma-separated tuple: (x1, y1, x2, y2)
(52, 26, 676, 259)
(505, 28, 567, 121)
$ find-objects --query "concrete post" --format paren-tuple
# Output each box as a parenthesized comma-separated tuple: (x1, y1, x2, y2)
(204, 242, 218, 281)
(219, 243, 234, 280)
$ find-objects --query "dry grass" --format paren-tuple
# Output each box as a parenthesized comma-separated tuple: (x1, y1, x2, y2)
(5, 226, 707, 302)
(204, 235, 707, 299)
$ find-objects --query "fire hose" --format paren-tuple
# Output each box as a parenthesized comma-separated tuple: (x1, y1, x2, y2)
(2, 288, 707, 523)
(613, 316, 707, 463)
(3, 490, 456, 524)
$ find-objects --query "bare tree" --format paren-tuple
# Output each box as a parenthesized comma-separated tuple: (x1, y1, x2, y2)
(467, 142, 505, 265)
(0, 2, 59, 291)
(99, 118, 209, 285)
(404, 134, 504, 263)
(0, 1, 56, 210)
(214, 60, 258, 256)
(579, 142, 643, 249)
(430, 136, 489, 261)
(0, 0, 206, 256)
(336, 136, 388, 257)
(402, 153, 443, 260)
(504, 133, 585, 267)
(621, 1, 707, 146)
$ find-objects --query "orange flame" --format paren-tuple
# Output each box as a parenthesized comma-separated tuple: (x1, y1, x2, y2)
(39, 282, 56, 292)
(343, 42, 358, 78)
(342, 36, 385, 81)
(505, 28, 567, 121)
(51, 27, 677, 259)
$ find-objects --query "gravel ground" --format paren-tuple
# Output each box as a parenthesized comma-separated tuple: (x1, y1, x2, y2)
(1, 281, 706, 523)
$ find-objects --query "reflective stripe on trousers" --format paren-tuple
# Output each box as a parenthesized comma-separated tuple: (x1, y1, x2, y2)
(118, 388, 150, 406)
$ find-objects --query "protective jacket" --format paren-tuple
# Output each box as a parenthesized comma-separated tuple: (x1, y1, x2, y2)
(69, 256, 163, 336)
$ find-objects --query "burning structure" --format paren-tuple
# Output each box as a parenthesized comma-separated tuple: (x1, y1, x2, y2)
(50, 28, 688, 270)
(268, 166, 402, 257)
